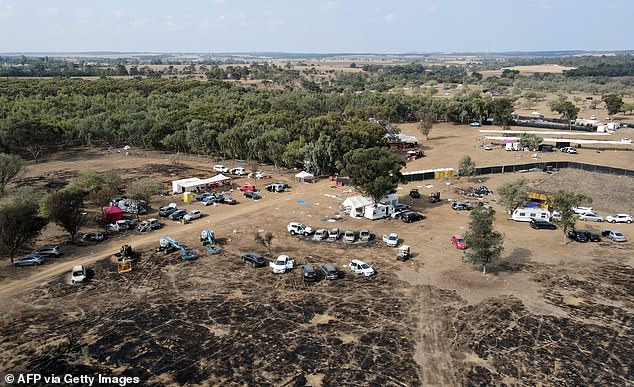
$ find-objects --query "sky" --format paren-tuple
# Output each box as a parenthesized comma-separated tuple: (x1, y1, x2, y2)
(0, 0, 633, 53)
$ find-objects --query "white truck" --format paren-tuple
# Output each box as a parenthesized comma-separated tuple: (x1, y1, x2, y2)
(270, 255, 294, 273)
(382, 233, 399, 247)
(287, 222, 314, 236)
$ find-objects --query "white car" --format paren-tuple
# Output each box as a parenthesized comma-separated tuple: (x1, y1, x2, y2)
(213, 165, 229, 173)
(560, 147, 577, 154)
(270, 255, 294, 274)
(605, 214, 632, 224)
(603, 230, 627, 242)
(230, 167, 247, 176)
(572, 206, 593, 214)
(183, 210, 203, 221)
(313, 229, 328, 240)
(579, 212, 603, 222)
(382, 233, 399, 247)
(344, 230, 356, 243)
(349, 259, 375, 277)
(71, 265, 86, 284)
(287, 222, 313, 236)
(621, 138, 633, 144)
(328, 228, 340, 240)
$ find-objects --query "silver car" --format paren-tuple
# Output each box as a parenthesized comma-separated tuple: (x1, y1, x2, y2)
(35, 245, 62, 258)
(14, 253, 45, 267)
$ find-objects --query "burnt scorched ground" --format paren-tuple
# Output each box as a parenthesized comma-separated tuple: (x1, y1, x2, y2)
(450, 262, 634, 386)
(0, 249, 420, 386)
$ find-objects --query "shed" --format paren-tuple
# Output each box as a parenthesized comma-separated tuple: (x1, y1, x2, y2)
(295, 171, 315, 183)
(103, 206, 124, 224)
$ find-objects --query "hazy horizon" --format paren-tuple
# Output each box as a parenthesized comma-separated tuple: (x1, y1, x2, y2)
(0, 0, 633, 53)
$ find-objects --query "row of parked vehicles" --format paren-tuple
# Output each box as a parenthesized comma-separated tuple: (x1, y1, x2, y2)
(159, 204, 205, 222)
(568, 229, 627, 243)
(240, 252, 376, 283)
(13, 245, 63, 267)
(212, 164, 270, 180)
(287, 222, 373, 243)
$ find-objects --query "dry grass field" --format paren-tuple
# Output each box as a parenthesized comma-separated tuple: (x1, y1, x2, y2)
(0, 123, 632, 385)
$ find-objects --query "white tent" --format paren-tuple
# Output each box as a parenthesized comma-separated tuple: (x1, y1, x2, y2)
(295, 171, 315, 182)
(342, 195, 373, 218)
(171, 174, 232, 193)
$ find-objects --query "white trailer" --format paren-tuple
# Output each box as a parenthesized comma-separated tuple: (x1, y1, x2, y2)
(364, 204, 394, 220)
(511, 207, 551, 222)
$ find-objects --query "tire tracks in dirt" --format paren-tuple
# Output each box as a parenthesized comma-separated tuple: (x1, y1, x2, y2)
(0, 197, 282, 301)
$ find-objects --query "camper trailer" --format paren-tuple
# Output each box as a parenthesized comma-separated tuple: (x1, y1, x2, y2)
(364, 204, 394, 220)
(505, 142, 521, 151)
(511, 207, 551, 222)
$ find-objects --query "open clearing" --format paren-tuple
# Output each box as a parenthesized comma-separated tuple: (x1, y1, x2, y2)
(0, 124, 633, 385)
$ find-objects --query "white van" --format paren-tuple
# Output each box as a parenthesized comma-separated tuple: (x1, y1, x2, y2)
(511, 207, 551, 222)
(71, 265, 86, 284)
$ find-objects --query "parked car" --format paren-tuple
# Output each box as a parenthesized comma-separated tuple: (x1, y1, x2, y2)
(168, 209, 188, 221)
(483, 145, 493, 151)
(452, 202, 473, 211)
(583, 231, 601, 242)
(579, 212, 604, 222)
(195, 192, 214, 201)
(567, 229, 588, 242)
(605, 214, 632, 224)
(244, 191, 261, 200)
(230, 167, 247, 176)
(602, 230, 627, 242)
(248, 171, 268, 179)
(359, 228, 371, 242)
(344, 230, 356, 243)
(621, 138, 632, 144)
(241, 252, 266, 268)
(320, 264, 340, 280)
(213, 165, 229, 173)
(393, 203, 410, 212)
(239, 182, 257, 192)
(382, 233, 399, 247)
(183, 210, 203, 221)
(451, 234, 468, 250)
(301, 264, 319, 284)
(313, 229, 328, 240)
(328, 228, 340, 240)
(401, 211, 424, 223)
(14, 253, 45, 267)
(530, 219, 557, 230)
(572, 206, 593, 214)
(221, 197, 237, 205)
(287, 222, 314, 236)
(34, 245, 62, 258)
(349, 259, 375, 277)
(270, 255, 294, 274)
(201, 196, 222, 206)
(469, 122, 481, 127)
(81, 232, 106, 243)
(137, 218, 161, 232)
(409, 189, 421, 198)
(159, 205, 178, 217)
(71, 265, 86, 284)
(265, 183, 286, 193)
(107, 219, 132, 232)
(560, 147, 577, 154)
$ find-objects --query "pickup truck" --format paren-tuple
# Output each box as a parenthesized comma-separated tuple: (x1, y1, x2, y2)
(382, 233, 399, 247)
(270, 255, 294, 273)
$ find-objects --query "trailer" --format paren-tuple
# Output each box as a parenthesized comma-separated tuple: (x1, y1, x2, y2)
(511, 207, 551, 222)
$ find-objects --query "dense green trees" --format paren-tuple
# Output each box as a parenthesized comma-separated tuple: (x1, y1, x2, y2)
(340, 147, 405, 205)
(602, 93, 624, 115)
(0, 154, 24, 196)
(40, 187, 86, 242)
(0, 191, 48, 262)
(497, 179, 529, 211)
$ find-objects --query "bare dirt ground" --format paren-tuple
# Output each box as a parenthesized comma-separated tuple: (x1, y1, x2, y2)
(481, 65, 577, 78)
(0, 130, 632, 385)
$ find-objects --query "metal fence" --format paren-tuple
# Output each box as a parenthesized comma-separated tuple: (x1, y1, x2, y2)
(402, 161, 633, 182)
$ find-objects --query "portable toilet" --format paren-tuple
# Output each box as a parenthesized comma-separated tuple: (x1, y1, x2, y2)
(183, 191, 194, 203)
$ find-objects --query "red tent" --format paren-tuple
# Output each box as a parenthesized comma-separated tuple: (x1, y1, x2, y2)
(103, 206, 124, 224)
